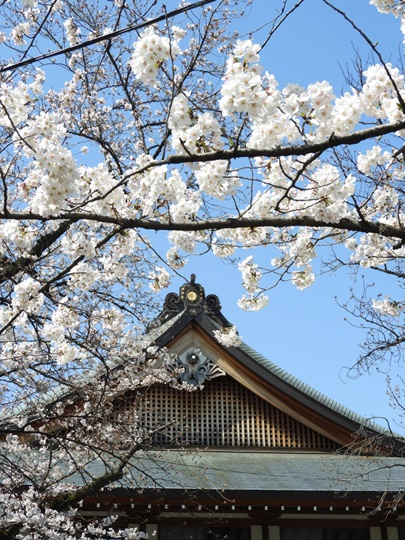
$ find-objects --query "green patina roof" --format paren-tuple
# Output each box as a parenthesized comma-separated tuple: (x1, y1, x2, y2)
(70, 450, 405, 494)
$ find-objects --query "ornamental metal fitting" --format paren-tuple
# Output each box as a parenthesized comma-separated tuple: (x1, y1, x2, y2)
(148, 274, 233, 330)
(168, 349, 225, 386)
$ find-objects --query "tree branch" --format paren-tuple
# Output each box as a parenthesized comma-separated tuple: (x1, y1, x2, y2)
(0, 0, 218, 74)
(0, 221, 71, 283)
(1, 213, 404, 242)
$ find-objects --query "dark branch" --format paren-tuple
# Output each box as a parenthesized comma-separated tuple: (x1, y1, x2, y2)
(0, 0, 218, 74)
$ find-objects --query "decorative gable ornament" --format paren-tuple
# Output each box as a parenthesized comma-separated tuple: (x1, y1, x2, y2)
(168, 348, 226, 386)
(149, 273, 233, 329)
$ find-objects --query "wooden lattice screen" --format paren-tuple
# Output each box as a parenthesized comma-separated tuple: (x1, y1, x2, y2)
(115, 375, 339, 450)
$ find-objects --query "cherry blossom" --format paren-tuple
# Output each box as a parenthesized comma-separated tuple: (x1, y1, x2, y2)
(129, 26, 184, 86)
(372, 296, 402, 317)
(0, 0, 405, 534)
(213, 325, 242, 347)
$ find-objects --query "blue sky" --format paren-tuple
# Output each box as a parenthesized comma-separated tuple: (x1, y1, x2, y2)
(163, 0, 405, 432)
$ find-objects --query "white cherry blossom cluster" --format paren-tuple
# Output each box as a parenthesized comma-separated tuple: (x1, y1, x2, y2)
(129, 26, 184, 86)
(246, 75, 304, 147)
(357, 145, 392, 174)
(168, 94, 242, 204)
(10, 21, 30, 45)
(15, 112, 80, 216)
(194, 160, 241, 199)
(148, 267, 171, 292)
(360, 63, 405, 122)
(237, 294, 269, 311)
(349, 233, 399, 268)
(305, 80, 336, 139)
(372, 295, 403, 317)
(11, 277, 44, 316)
(168, 94, 191, 130)
(219, 40, 265, 118)
(78, 163, 126, 217)
(40, 299, 89, 366)
(213, 324, 242, 347)
(129, 156, 201, 223)
(0, 80, 33, 128)
(63, 18, 80, 46)
(331, 91, 362, 135)
(170, 110, 223, 156)
(370, 185, 400, 223)
(0, 221, 36, 252)
(166, 246, 188, 269)
(42, 300, 80, 344)
(271, 228, 317, 291)
(61, 230, 97, 260)
(238, 255, 262, 293)
(168, 230, 202, 254)
(212, 237, 236, 258)
(291, 267, 315, 290)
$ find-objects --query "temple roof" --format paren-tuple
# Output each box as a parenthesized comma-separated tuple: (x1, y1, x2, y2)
(70, 449, 405, 496)
(14, 277, 405, 507)
(10, 276, 400, 449)
(145, 276, 397, 446)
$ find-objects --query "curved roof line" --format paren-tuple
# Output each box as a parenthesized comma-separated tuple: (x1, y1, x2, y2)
(238, 340, 387, 435)
(152, 277, 398, 443)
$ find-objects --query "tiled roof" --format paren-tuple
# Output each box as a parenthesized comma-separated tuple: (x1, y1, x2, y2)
(70, 449, 405, 493)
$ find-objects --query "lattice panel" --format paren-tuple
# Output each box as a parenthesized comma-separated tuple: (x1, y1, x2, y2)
(116, 376, 339, 449)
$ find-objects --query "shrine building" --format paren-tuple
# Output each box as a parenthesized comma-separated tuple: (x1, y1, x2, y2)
(76, 276, 405, 540)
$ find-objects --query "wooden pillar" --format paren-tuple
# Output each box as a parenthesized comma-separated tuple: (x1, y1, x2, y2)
(386, 528, 399, 540)
(268, 525, 281, 540)
(370, 528, 383, 540)
(146, 524, 158, 539)
(251, 525, 263, 540)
